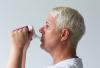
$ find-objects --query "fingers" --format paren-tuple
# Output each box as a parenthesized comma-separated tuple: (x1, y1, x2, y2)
(12, 26, 29, 32)
(10, 26, 34, 41)
(13, 26, 29, 35)
(11, 26, 29, 39)
(10, 26, 32, 49)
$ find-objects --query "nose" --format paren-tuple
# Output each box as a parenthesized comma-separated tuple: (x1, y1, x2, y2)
(39, 26, 45, 34)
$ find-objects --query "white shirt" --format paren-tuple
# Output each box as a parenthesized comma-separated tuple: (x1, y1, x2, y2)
(47, 58, 83, 68)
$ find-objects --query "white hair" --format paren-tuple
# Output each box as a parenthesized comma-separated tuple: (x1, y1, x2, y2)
(50, 7, 85, 48)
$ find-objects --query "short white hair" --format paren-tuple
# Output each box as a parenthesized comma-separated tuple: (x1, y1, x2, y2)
(50, 7, 85, 48)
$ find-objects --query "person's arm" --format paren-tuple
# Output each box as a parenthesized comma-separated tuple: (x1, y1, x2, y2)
(7, 26, 33, 68)
(21, 42, 31, 68)
(21, 49, 27, 68)
(21, 27, 33, 68)
(7, 47, 23, 68)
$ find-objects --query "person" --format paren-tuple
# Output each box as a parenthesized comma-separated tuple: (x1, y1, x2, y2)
(7, 7, 85, 68)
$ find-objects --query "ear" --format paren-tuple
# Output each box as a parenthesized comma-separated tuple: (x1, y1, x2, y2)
(60, 28, 70, 41)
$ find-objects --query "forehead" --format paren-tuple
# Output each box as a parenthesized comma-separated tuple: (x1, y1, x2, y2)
(46, 14, 57, 24)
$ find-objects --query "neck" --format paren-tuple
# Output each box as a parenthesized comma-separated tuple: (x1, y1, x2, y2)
(50, 42, 77, 64)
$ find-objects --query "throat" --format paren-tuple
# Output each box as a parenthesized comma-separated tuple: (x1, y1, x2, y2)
(51, 45, 77, 64)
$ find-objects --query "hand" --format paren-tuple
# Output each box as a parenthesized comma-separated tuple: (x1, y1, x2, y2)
(10, 26, 33, 50)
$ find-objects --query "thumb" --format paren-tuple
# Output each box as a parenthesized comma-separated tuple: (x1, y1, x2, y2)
(28, 25, 34, 40)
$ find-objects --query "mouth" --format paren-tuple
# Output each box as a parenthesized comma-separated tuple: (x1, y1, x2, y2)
(40, 36, 44, 42)
(40, 38, 43, 42)
(40, 34, 44, 42)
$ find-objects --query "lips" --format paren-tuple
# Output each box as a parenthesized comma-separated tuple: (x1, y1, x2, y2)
(40, 37, 43, 42)
(40, 38, 42, 42)
(40, 34, 44, 42)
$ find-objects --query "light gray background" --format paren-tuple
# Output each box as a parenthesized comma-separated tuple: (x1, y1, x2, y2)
(0, 0, 100, 68)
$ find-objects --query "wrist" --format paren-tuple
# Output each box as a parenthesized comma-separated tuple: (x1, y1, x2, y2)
(11, 45, 24, 52)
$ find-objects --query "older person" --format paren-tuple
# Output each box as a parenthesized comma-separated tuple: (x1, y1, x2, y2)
(7, 7, 85, 68)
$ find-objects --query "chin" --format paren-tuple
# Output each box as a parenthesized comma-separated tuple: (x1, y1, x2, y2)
(40, 44, 51, 53)
(40, 43, 44, 49)
(40, 43, 48, 52)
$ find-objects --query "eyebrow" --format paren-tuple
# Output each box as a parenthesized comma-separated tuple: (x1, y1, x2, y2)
(46, 21, 49, 24)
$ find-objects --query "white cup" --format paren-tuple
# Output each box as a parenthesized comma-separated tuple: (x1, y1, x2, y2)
(28, 25, 40, 39)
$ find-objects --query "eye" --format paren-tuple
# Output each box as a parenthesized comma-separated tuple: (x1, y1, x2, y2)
(46, 24, 49, 28)
(45, 21, 50, 28)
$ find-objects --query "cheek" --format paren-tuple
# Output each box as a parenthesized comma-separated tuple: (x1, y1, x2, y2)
(44, 29, 61, 44)
(44, 37, 60, 51)
(42, 31, 61, 51)
(46, 30, 60, 40)
(45, 33, 60, 45)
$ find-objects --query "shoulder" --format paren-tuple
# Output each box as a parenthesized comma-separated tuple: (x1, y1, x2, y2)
(46, 64, 73, 68)
(46, 58, 83, 68)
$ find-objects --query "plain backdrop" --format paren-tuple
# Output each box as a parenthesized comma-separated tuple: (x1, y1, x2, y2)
(0, 0, 100, 68)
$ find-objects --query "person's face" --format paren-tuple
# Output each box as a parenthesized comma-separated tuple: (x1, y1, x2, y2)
(39, 14, 61, 52)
